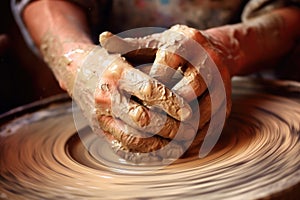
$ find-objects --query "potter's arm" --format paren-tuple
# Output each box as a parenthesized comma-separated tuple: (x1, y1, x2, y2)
(22, 0, 95, 93)
(204, 6, 300, 77)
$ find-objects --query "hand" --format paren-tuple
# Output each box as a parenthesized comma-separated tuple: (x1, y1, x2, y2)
(99, 25, 232, 156)
(74, 45, 196, 159)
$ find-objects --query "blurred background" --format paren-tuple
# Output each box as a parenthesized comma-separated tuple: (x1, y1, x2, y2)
(0, 0, 64, 114)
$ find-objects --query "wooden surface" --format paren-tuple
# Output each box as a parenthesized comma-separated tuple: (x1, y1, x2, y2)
(0, 78, 299, 199)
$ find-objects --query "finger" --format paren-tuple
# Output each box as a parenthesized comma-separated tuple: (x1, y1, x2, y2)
(149, 25, 210, 92)
(137, 64, 183, 87)
(149, 49, 186, 85)
(99, 31, 160, 61)
(155, 115, 196, 141)
(97, 115, 184, 155)
(98, 115, 167, 153)
(94, 59, 192, 121)
(172, 63, 208, 102)
(119, 66, 192, 121)
(110, 91, 196, 140)
(169, 24, 207, 44)
(125, 101, 196, 141)
(148, 27, 190, 84)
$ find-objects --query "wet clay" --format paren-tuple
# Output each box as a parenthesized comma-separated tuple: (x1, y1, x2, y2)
(40, 32, 81, 95)
(0, 78, 300, 199)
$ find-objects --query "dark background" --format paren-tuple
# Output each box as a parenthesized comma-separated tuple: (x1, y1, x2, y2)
(0, 0, 64, 114)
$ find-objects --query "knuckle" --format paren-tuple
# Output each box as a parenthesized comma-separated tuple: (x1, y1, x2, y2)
(129, 105, 150, 127)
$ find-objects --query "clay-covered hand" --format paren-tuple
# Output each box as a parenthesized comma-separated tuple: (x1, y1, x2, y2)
(74, 45, 196, 158)
(99, 24, 232, 151)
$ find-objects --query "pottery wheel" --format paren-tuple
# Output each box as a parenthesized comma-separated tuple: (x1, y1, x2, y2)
(0, 78, 300, 199)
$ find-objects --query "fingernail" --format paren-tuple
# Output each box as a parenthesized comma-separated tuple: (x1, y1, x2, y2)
(129, 105, 150, 127)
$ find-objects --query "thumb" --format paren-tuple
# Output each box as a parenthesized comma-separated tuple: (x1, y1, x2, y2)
(99, 31, 161, 62)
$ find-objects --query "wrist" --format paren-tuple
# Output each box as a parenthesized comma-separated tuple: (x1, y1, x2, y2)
(203, 26, 243, 77)
(61, 42, 96, 73)
(40, 31, 95, 93)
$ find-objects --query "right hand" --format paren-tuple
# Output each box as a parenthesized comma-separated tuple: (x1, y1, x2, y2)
(74, 46, 196, 157)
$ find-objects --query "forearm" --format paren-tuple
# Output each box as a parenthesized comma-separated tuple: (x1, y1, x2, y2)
(205, 7, 300, 77)
(23, 0, 95, 93)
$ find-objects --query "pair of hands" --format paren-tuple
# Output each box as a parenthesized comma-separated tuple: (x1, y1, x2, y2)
(73, 25, 232, 158)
